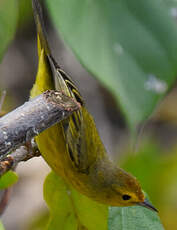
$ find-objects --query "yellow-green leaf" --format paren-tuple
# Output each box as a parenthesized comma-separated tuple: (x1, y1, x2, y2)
(0, 221, 5, 230)
(0, 171, 18, 189)
(44, 171, 108, 230)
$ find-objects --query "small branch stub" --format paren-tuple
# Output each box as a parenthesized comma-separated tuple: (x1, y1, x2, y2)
(0, 143, 40, 177)
(0, 90, 80, 159)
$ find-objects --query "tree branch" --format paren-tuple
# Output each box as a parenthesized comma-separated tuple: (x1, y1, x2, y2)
(0, 188, 11, 215)
(0, 90, 80, 160)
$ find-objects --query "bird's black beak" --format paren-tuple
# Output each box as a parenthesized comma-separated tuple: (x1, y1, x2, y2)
(137, 199, 158, 212)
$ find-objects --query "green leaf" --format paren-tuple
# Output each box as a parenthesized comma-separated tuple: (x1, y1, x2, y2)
(0, 0, 18, 61)
(0, 171, 18, 189)
(46, 0, 177, 128)
(44, 171, 108, 230)
(108, 202, 164, 230)
(163, 0, 177, 9)
(0, 221, 5, 230)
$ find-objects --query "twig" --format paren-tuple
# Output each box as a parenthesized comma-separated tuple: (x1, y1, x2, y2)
(0, 188, 11, 216)
(0, 143, 40, 176)
(0, 90, 80, 160)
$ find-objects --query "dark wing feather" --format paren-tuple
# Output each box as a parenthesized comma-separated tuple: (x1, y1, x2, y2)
(48, 56, 90, 172)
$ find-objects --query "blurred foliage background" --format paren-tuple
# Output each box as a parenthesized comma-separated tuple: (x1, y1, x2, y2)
(1, 0, 177, 229)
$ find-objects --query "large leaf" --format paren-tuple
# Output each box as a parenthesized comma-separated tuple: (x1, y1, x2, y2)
(46, 0, 177, 128)
(108, 204, 164, 230)
(43, 171, 108, 230)
(0, 0, 18, 61)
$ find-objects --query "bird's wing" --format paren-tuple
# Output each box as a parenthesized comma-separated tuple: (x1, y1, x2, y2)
(32, 0, 98, 173)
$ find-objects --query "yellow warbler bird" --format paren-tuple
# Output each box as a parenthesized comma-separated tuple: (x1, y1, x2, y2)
(31, 0, 156, 211)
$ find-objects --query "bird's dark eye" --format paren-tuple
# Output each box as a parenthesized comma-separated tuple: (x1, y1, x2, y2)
(122, 194, 131, 200)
